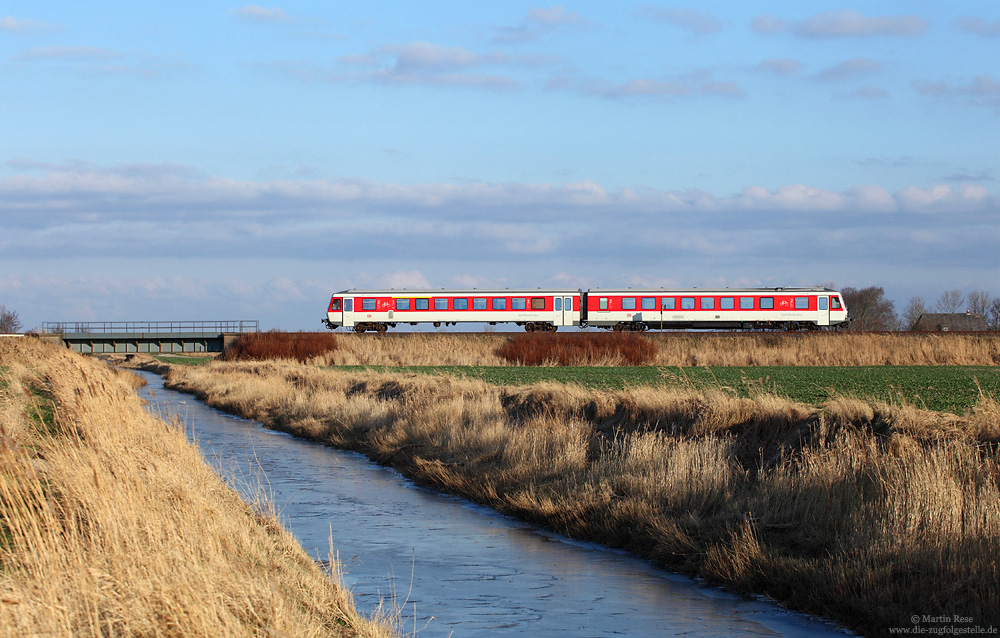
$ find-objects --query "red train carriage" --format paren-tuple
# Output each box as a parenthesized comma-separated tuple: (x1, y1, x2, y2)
(323, 289, 582, 333)
(584, 287, 847, 331)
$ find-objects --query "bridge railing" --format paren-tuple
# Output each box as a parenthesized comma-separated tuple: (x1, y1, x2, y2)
(42, 321, 259, 335)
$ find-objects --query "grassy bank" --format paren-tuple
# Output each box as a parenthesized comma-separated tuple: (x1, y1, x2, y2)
(160, 358, 1000, 637)
(0, 339, 397, 638)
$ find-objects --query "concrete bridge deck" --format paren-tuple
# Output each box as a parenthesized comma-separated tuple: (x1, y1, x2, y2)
(42, 321, 258, 354)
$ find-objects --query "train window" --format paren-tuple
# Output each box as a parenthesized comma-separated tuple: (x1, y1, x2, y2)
(701, 297, 715, 310)
(473, 298, 487, 310)
(760, 297, 774, 309)
(531, 298, 545, 310)
(454, 298, 468, 310)
(662, 297, 676, 310)
(599, 298, 609, 310)
(795, 297, 809, 310)
(434, 298, 448, 310)
(396, 298, 410, 311)
(565, 297, 572, 311)
(721, 297, 734, 310)
(512, 298, 526, 310)
(555, 298, 562, 311)
(642, 297, 656, 310)
(362, 298, 376, 311)
(345, 299, 353, 312)
(416, 298, 429, 310)
(622, 297, 636, 310)
(493, 298, 507, 310)
(681, 297, 695, 310)
(740, 297, 754, 310)
(819, 297, 828, 311)
(330, 299, 342, 311)
(832, 297, 842, 310)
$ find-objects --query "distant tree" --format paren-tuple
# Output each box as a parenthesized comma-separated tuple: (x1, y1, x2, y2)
(0, 305, 22, 334)
(988, 298, 1000, 331)
(935, 289, 965, 313)
(902, 296, 927, 331)
(966, 290, 991, 316)
(840, 286, 899, 331)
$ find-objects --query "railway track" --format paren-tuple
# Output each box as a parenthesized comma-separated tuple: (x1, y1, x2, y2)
(333, 330, 994, 337)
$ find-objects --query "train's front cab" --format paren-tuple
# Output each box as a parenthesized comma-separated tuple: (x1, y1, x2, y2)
(322, 292, 349, 330)
(822, 290, 849, 327)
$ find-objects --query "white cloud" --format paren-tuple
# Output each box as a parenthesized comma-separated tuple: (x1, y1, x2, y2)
(753, 10, 928, 38)
(576, 75, 745, 100)
(14, 46, 119, 61)
(491, 6, 583, 44)
(757, 58, 803, 76)
(641, 7, 722, 35)
(751, 15, 788, 34)
(843, 86, 889, 100)
(953, 17, 1000, 38)
(913, 75, 1000, 108)
(284, 40, 558, 89)
(896, 184, 992, 211)
(230, 5, 291, 23)
(814, 58, 882, 82)
(0, 16, 58, 33)
(12, 46, 189, 78)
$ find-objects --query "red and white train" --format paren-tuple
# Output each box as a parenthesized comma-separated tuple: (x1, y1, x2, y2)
(322, 287, 848, 333)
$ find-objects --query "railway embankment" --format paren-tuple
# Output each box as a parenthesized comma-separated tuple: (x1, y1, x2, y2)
(152, 355, 1000, 637)
(0, 339, 397, 638)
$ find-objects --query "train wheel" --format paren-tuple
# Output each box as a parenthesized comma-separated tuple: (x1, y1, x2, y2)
(354, 325, 366, 333)
(375, 323, 388, 334)
(525, 323, 535, 333)
(612, 323, 624, 332)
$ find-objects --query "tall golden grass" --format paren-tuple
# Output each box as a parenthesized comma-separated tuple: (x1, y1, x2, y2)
(320, 332, 1000, 366)
(0, 339, 397, 638)
(162, 358, 1000, 636)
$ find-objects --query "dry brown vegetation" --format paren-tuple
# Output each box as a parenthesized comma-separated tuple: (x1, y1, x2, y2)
(496, 332, 658, 366)
(316, 331, 1000, 366)
(160, 358, 1000, 636)
(222, 330, 339, 363)
(0, 339, 396, 638)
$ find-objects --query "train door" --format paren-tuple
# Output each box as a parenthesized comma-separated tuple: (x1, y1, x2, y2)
(818, 296, 830, 326)
(561, 296, 573, 326)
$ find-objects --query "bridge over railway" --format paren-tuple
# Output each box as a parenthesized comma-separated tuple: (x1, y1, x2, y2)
(42, 321, 258, 354)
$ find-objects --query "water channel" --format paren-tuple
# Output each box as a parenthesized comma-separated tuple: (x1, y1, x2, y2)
(136, 371, 849, 638)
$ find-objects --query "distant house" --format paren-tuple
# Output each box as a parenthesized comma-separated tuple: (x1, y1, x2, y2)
(911, 312, 990, 332)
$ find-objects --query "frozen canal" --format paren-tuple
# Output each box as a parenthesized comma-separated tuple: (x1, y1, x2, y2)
(137, 371, 848, 638)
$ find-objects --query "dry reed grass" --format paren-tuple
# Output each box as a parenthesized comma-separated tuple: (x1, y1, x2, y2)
(162, 359, 1000, 636)
(323, 333, 507, 366)
(647, 332, 1000, 367)
(222, 330, 339, 363)
(318, 332, 1000, 367)
(496, 333, 658, 366)
(0, 339, 397, 638)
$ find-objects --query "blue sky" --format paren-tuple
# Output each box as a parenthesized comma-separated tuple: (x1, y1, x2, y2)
(2, 2, 998, 330)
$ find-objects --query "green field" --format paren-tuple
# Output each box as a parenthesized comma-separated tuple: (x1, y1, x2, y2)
(152, 355, 1000, 415)
(341, 365, 1000, 415)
